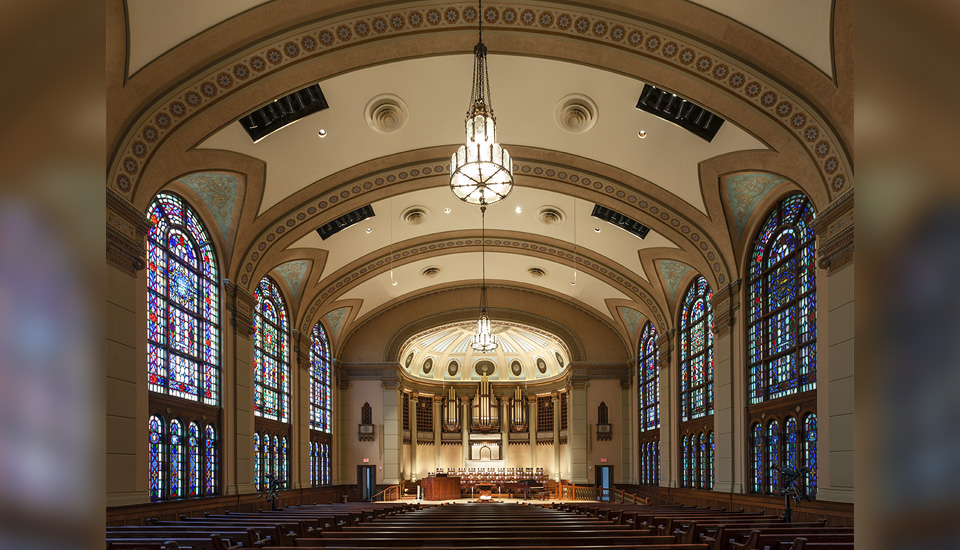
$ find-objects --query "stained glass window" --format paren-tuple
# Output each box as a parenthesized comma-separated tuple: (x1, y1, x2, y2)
(785, 417, 798, 471)
(310, 322, 332, 433)
(169, 419, 183, 498)
(699, 432, 707, 490)
(804, 414, 818, 496)
(146, 192, 220, 405)
(639, 440, 660, 486)
(751, 423, 763, 493)
(254, 431, 288, 490)
(187, 422, 200, 497)
(148, 415, 164, 500)
(204, 424, 217, 495)
(767, 420, 780, 494)
(707, 431, 715, 490)
(679, 276, 714, 421)
(638, 322, 660, 431)
(681, 435, 689, 487)
(748, 194, 816, 405)
(310, 440, 332, 486)
(254, 277, 290, 423)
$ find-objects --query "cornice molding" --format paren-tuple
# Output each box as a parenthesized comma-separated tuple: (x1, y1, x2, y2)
(223, 279, 256, 335)
(810, 189, 854, 274)
(106, 188, 152, 275)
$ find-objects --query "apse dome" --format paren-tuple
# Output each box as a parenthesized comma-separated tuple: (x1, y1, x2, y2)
(398, 321, 571, 383)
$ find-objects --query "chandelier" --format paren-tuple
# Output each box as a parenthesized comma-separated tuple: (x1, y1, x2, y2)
(471, 207, 497, 352)
(450, 0, 514, 207)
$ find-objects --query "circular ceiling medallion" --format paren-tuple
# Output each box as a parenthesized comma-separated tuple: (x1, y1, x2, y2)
(555, 352, 565, 368)
(527, 266, 548, 278)
(475, 360, 496, 376)
(447, 360, 460, 377)
(536, 357, 547, 373)
(537, 206, 565, 226)
(511, 360, 522, 376)
(401, 206, 431, 225)
(554, 93, 598, 133)
(405, 352, 414, 369)
(422, 357, 434, 374)
(420, 266, 442, 278)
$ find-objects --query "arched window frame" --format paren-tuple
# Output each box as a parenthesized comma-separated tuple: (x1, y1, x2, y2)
(747, 193, 817, 405)
(254, 430, 289, 491)
(309, 321, 333, 487)
(679, 275, 714, 422)
(254, 276, 291, 423)
(749, 413, 818, 499)
(147, 414, 218, 501)
(637, 321, 661, 486)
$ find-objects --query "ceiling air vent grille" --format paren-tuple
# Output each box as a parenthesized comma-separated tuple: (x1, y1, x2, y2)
(316, 205, 375, 240)
(635, 84, 724, 142)
(591, 204, 650, 239)
(240, 84, 329, 142)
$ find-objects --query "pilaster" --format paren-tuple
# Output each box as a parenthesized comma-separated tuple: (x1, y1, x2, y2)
(293, 329, 311, 489)
(619, 376, 636, 484)
(569, 376, 588, 484)
(657, 329, 676, 488)
(711, 280, 741, 493)
(223, 280, 255, 495)
(381, 378, 401, 485)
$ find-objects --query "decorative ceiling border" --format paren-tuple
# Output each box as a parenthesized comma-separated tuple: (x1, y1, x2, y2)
(110, 2, 850, 206)
(238, 158, 727, 293)
(299, 234, 668, 333)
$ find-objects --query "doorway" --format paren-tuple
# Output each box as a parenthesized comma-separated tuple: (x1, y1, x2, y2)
(357, 465, 376, 502)
(595, 465, 613, 501)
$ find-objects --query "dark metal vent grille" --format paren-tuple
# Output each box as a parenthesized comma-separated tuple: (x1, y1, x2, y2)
(636, 85, 724, 142)
(591, 204, 650, 239)
(240, 84, 329, 142)
(316, 205, 375, 240)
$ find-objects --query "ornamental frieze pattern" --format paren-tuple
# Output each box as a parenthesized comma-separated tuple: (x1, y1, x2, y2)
(110, 2, 850, 205)
(237, 159, 728, 297)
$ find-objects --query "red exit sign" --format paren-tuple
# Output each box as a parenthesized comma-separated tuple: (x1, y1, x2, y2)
(600, 458, 607, 462)
(363, 458, 369, 463)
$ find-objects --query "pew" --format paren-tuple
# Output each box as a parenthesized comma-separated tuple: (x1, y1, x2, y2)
(105, 534, 230, 550)
(730, 529, 855, 550)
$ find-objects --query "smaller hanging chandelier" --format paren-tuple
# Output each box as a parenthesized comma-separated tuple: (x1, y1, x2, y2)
(450, 0, 514, 207)
(471, 206, 498, 352)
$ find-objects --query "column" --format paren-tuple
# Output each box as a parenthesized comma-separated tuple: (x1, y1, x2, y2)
(810, 190, 855, 503)
(382, 379, 401, 485)
(409, 393, 418, 480)
(106, 190, 152, 506)
(500, 398, 509, 465)
(552, 394, 560, 479)
(568, 380, 588, 484)
(336, 379, 351, 485)
(224, 280, 257, 495)
(461, 396, 470, 466)
(657, 330, 676, 488)
(527, 397, 537, 468)
(434, 396, 442, 471)
(711, 280, 741, 493)
(619, 377, 636, 485)
(293, 330, 311, 489)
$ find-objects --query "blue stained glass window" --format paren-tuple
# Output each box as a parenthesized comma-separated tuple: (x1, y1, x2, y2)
(805, 414, 818, 496)
(187, 422, 200, 497)
(253, 433, 262, 490)
(146, 192, 220, 405)
(638, 322, 660, 432)
(310, 322, 332, 433)
(708, 431, 715, 490)
(148, 416, 164, 500)
(767, 420, 780, 494)
(785, 417, 798, 471)
(679, 276, 713, 422)
(752, 423, 764, 493)
(204, 425, 217, 495)
(169, 419, 183, 498)
(254, 277, 290, 423)
(682, 435, 689, 487)
(747, 194, 816, 405)
(255, 431, 288, 491)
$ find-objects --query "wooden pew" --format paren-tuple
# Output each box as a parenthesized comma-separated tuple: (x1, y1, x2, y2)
(105, 534, 230, 550)
(730, 530, 854, 550)
(106, 526, 265, 548)
(699, 525, 851, 550)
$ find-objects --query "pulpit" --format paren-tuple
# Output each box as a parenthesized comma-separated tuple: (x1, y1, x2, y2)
(422, 476, 461, 500)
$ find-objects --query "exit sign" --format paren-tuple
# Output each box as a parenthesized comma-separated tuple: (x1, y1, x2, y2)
(363, 458, 369, 463)
(601, 458, 607, 462)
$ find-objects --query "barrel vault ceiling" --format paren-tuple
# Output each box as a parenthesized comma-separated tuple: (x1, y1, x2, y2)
(108, 0, 853, 360)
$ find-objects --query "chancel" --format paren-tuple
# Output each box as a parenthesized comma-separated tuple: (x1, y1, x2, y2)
(106, 0, 855, 547)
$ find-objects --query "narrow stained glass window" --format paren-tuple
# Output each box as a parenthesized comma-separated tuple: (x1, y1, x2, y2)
(707, 431, 715, 490)
(146, 192, 220, 405)
(748, 194, 816, 405)
(752, 423, 763, 493)
(148, 415, 164, 500)
(254, 277, 290, 423)
(767, 420, 780, 494)
(187, 422, 200, 497)
(680, 276, 713, 421)
(253, 433, 261, 490)
(785, 417, 798, 471)
(805, 414, 818, 496)
(638, 322, 660, 431)
(310, 322, 332, 433)
(682, 435, 689, 487)
(169, 419, 183, 498)
(204, 424, 217, 495)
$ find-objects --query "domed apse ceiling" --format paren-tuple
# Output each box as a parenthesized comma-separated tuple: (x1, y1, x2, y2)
(397, 321, 571, 383)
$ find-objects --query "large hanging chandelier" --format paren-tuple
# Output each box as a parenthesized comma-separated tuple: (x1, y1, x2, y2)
(471, 207, 498, 352)
(450, 0, 514, 207)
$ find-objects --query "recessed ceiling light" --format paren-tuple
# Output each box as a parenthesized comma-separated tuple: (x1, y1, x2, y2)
(318, 129, 327, 138)
(365, 227, 372, 233)
(444, 208, 451, 214)
(594, 227, 601, 232)
(515, 206, 522, 214)
(638, 130, 647, 139)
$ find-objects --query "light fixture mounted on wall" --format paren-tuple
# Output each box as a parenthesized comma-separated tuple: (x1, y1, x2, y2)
(449, 0, 514, 207)
(471, 206, 497, 352)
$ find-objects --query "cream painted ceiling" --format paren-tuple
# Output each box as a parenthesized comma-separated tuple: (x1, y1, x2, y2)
(116, 0, 842, 352)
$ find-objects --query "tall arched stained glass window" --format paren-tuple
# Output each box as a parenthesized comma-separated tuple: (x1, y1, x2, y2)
(751, 423, 763, 493)
(169, 419, 184, 498)
(253, 433, 262, 490)
(767, 420, 780, 494)
(148, 415, 164, 500)
(638, 322, 659, 431)
(747, 194, 816, 405)
(310, 322, 332, 433)
(699, 432, 707, 490)
(804, 414, 818, 496)
(679, 276, 714, 421)
(187, 422, 200, 497)
(254, 277, 290, 423)
(681, 435, 689, 487)
(204, 425, 217, 495)
(146, 192, 220, 405)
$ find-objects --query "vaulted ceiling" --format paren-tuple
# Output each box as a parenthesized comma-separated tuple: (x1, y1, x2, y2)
(108, 0, 853, 362)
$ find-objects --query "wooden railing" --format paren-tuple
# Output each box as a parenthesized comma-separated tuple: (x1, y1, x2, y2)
(557, 483, 650, 504)
(370, 484, 400, 502)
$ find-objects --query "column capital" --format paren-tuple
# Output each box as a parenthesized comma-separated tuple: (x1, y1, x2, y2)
(106, 188, 152, 275)
(292, 329, 312, 369)
(381, 378, 400, 390)
(810, 189, 854, 274)
(337, 379, 351, 391)
(224, 279, 256, 335)
(711, 278, 742, 337)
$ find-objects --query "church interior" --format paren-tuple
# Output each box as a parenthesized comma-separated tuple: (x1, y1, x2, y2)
(104, 0, 856, 546)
